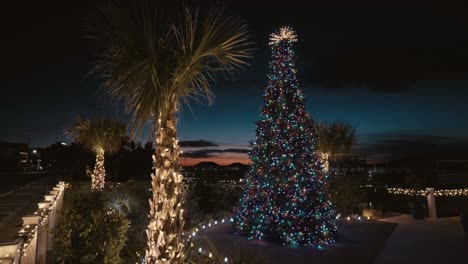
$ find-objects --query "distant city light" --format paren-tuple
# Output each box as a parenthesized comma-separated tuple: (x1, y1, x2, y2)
(61, 142, 67, 146)
(32, 150, 37, 154)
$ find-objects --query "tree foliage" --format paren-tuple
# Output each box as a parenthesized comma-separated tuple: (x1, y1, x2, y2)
(86, 0, 252, 135)
(87, 1, 252, 261)
(65, 117, 127, 154)
(313, 120, 356, 158)
(235, 27, 336, 245)
(329, 174, 364, 215)
(52, 186, 130, 264)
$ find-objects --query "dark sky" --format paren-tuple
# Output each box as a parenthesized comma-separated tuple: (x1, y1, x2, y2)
(2, 0, 468, 164)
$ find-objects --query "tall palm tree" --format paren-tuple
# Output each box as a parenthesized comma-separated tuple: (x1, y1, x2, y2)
(86, 1, 251, 262)
(314, 120, 356, 172)
(66, 117, 127, 190)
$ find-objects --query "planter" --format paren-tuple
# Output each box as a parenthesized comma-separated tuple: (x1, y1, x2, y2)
(461, 215, 468, 233)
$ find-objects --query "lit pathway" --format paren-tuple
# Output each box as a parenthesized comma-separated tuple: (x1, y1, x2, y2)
(374, 214, 468, 264)
(202, 220, 396, 264)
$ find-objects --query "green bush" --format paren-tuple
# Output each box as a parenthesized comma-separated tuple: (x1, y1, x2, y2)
(106, 182, 149, 263)
(52, 187, 129, 264)
(329, 174, 364, 215)
(192, 182, 242, 214)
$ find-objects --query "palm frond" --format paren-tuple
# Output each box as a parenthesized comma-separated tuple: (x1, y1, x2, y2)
(65, 117, 127, 154)
(86, 1, 252, 137)
(172, 7, 252, 108)
(314, 120, 357, 157)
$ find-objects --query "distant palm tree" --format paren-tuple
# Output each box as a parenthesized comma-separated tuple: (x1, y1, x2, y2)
(86, 1, 251, 262)
(314, 120, 356, 172)
(66, 117, 126, 190)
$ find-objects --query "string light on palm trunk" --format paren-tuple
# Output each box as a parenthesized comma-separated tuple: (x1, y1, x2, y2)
(145, 110, 185, 264)
(91, 148, 105, 191)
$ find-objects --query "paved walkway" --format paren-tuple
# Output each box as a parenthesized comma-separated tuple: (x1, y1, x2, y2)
(203, 214, 468, 264)
(202, 221, 396, 264)
(374, 214, 468, 264)
(0, 177, 57, 243)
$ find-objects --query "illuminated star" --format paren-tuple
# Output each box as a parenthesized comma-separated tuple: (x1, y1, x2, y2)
(269, 26, 298, 45)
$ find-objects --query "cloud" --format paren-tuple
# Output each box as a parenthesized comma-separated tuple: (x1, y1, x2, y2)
(181, 148, 249, 158)
(223, 148, 251, 153)
(179, 140, 218, 148)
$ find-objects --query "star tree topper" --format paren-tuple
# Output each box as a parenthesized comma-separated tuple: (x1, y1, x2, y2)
(269, 26, 298, 46)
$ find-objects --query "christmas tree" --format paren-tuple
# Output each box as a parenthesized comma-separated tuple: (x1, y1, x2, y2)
(234, 27, 337, 246)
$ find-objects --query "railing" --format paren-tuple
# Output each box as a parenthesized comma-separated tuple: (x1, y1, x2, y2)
(0, 181, 65, 264)
(385, 187, 468, 218)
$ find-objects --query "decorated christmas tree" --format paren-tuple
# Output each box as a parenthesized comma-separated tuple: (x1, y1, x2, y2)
(234, 27, 337, 246)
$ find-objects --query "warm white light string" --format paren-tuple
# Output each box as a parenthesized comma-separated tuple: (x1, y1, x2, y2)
(182, 217, 234, 263)
(335, 215, 370, 221)
(182, 213, 373, 263)
(386, 188, 427, 197)
(433, 188, 468, 197)
(17, 182, 66, 257)
(386, 187, 468, 197)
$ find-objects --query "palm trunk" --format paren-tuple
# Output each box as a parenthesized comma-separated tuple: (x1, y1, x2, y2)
(91, 148, 105, 191)
(321, 152, 330, 173)
(146, 105, 185, 263)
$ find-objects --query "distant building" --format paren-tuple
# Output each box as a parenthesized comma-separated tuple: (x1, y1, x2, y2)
(0, 141, 29, 171)
(182, 161, 248, 183)
(329, 154, 368, 176)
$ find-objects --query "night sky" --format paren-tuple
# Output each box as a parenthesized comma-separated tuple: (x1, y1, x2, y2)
(2, 1, 468, 165)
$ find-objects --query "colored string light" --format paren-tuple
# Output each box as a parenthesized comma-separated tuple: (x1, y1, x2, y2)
(234, 26, 337, 246)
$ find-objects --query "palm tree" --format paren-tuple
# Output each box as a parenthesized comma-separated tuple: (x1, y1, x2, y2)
(66, 117, 126, 190)
(314, 120, 356, 172)
(86, 1, 251, 262)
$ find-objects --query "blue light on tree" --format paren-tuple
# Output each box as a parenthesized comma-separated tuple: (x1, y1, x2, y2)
(234, 26, 337, 246)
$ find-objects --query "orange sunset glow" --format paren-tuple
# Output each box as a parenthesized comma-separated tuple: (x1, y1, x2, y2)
(180, 152, 250, 166)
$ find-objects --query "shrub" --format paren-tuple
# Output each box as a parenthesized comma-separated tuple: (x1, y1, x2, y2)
(362, 208, 377, 219)
(52, 186, 129, 264)
(192, 182, 242, 214)
(107, 182, 150, 263)
(329, 174, 364, 215)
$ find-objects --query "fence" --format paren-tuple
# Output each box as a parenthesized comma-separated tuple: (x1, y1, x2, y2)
(383, 191, 428, 216)
(385, 187, 468, 218)
(0, 181, 65, 264)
